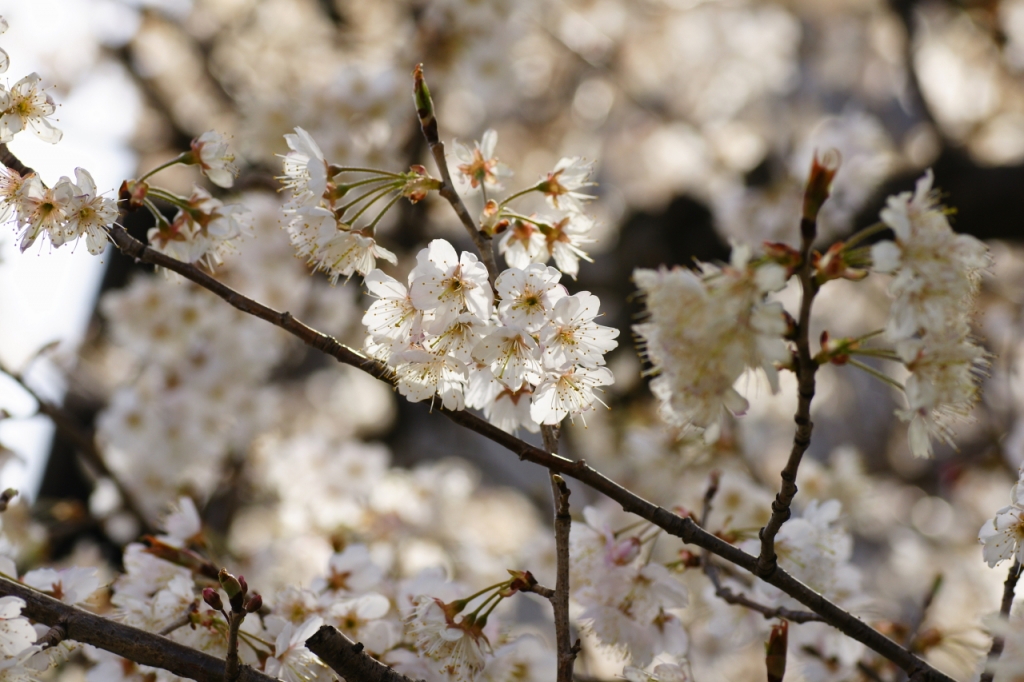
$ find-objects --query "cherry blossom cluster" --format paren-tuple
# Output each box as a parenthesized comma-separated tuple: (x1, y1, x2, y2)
(569, 506, 689, 667)
(278, 126, 403, 283)
(452, 131, 599, 279)
(632, 243, 790, 439)
(362, 239, 619, 431)
(870, 170, 990, 457)
(0, 166, 117, 254)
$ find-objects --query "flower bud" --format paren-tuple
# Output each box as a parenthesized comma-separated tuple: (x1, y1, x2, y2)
(202, 587, 223, 611)
(802, 148, 841, 229)
(765, 620, 788, 682)
(244, 593, 263, 613)
(218, 569, 246, 611)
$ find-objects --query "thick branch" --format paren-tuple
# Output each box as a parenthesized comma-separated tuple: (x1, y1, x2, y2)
(101, 222, 955, 681)
(413, 65, 498, 285)
(980, 559, 1021, 682)
(0, 362, 156, 536)
(756, 216, 821, 577)
(305, 625, 420, 682)
(0, 576, 276, 682)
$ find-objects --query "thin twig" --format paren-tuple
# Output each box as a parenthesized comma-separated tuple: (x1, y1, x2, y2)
(412, 64, 498, 286)
(980, 559, 1021, 682)
(755, 213, 823, 578)
(0, 576, 276, 682)
(542, 422, 578, 682)
(305, 625, 420, 682)
(35, 621, 68, 650)
(99, 218, 957, 682)
(0, 361, 156, 536)
(224, 611, 244, 682)
(157, 613, 193, 637)
(700, 472, 822, 624)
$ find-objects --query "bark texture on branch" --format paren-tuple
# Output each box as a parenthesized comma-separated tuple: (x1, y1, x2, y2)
(305, 625, 420, 682)
(0, 577, 277, 682)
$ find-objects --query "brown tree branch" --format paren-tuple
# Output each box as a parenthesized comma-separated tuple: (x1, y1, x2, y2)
(980, 559, 1021, 682)
(544, 429, 578, 682)
(0, 361, 156, 536)
(100, 220, 956, 682)
(305, 625, 421, 682)
(0, 576, 277, 682)
(413, 64, 499, 286)
(755, 197, 824, 577)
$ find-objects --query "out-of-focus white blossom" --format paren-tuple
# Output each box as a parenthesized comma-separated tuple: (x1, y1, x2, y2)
(871, 170, 989, 457)
(634, 244, 789, 435)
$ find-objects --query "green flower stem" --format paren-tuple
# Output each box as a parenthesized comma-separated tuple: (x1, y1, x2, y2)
(847, 358, 905, 392)
(841, 221, 888, 250)
(137, 154, 189, 183)
(499, 185, 541, 208)
(365, 193, 403, 233)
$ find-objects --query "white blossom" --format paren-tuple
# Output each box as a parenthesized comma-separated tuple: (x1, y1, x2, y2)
(541, 292, 619, 369)
(0, 73, 61, 144)
(634, 247, 789, 433)
(280, 127, 329, 208)
(530, 364, 614, 425)
(190, 131, 238, 189)
(495, 264, 565, 332)
(410, 239, 493, 324)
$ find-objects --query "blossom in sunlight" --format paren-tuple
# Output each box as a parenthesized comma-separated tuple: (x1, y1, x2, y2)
(313, 228, 397, 284)
(0, 72, 61, 144)
(633, 244, 789, 435)
(980, 469, 1024, 567)
(541, 292, 620, 370)
(410, 239, 493, 324)
(871, 170, 988, 340)
(190, 131, 238, 189)
(871, 171, 989, 458)
(497, 219, 547, 270)
(280, 127, 329, 208)
(62, 168, 118, 255)
(362, 270, 422, 343)
(530, 364, 614, 425)
(472, 326, 543, 392)
(543, 212, 595, 279)
(406, 596, 490, 682)
(537, 157, 595, 212)
(147, 186, 249, 269)
(15, 174, 72, 252)
(452, 129, 511, 192)
(495, 264, 566, 332)
(394, 349, 468, 410)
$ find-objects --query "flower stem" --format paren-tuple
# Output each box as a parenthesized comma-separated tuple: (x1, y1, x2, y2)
(847, 358, 905, 392)
(138, 154, 189, 183)
(841, 221, 888, 250)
